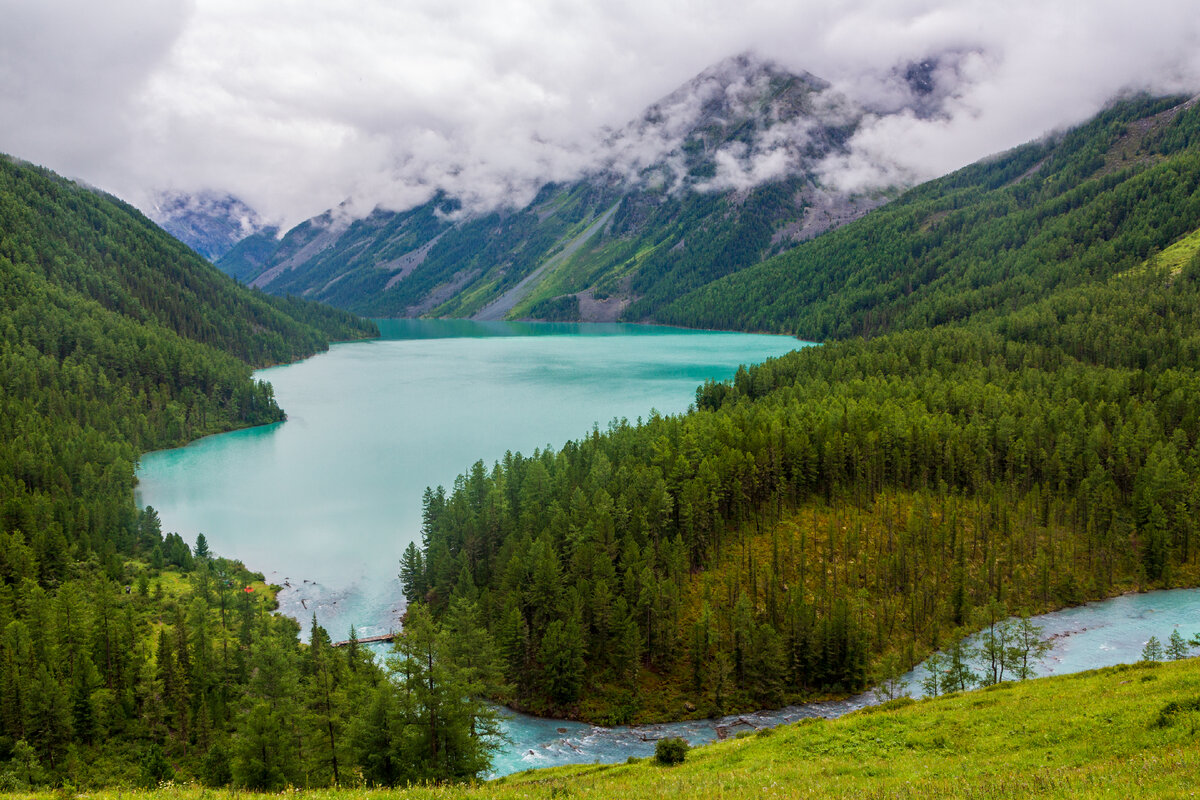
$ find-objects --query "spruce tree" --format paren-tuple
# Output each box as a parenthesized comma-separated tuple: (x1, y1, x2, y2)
(1141, 636, 1164, 662)
(1166, 629, 1189, 660)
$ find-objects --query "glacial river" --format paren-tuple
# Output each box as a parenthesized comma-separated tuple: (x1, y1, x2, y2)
(487, 587, 1200, 776)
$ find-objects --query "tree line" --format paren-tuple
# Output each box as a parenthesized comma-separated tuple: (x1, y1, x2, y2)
(0, 520, 502, 790)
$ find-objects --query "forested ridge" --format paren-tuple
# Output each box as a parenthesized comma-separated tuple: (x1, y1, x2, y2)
(657, 95, 1200, 336)
(0, 156, 506, 791)
(410, 94, 1200, 724)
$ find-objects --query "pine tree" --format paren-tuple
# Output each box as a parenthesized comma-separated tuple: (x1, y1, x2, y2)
(539, 615, 586, 705)
(386, 602, 502, 781)
(347, 684, 401, 786)
(1166, 629, 1189, 661)
(731, 594, 753, 688)
(231, 702, 289, 790)
(399, 542, 426, 604)
(140, 742, 173, 788)
(709, 651, 734, 717)
(690, 602, 716, 693)
(307, 616, 342, 786)
(1141, 635, 1164, 662)
(748, 622, 787, 705)
(201, 740, 232, 787)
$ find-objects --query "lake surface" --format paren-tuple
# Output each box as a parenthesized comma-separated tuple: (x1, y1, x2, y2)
(136, 319, 803, 640)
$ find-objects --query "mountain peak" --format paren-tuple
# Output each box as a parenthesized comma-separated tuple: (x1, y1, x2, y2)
(604, 52, 851, 193)
(151, 191, 274, 261)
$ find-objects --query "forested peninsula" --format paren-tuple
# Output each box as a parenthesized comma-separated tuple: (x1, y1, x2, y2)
(411, 95, 1200, 722)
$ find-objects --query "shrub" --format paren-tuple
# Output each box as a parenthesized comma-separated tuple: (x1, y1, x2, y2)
(1154, 696, 1200, 728)
(655, 737, 689, 766)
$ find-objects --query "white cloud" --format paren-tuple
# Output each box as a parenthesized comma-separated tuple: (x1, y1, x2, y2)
(0, 0, 192, 182)
(1, 0, 1198, 228)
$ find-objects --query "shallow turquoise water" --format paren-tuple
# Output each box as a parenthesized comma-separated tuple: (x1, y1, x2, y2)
(136, 319, 803, 639)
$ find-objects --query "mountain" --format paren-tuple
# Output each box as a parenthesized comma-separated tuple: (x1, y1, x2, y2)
(659, 93, 1200, 336)
(151, 190, 276, 261)
(218, 54, 895, 321)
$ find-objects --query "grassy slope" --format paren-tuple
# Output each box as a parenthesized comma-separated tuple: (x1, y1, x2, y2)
(1142, 226, 1200, 275)
(495, 658, 1200, 800)
(37, 656, 1200, 798)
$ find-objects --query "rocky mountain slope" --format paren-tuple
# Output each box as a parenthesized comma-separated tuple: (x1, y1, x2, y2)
(217, 54, 903, 321)
(151, 191, 275, 261)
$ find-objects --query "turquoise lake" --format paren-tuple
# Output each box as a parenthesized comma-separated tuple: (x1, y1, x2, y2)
(135, 319, 1200, 777)
(136, 319, 804, 640)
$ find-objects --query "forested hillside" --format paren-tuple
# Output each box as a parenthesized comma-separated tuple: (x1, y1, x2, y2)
(0, 154, 375, 565)
(411, 94, 1200, 723)
(659, 95, 1200, 336)
(0, 156, 505, 791)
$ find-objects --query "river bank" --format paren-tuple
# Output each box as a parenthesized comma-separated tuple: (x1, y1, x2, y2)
(487, 585, 1200, 776)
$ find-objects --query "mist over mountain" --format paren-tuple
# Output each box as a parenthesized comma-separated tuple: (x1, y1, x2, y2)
(150, 191, 276, 261)
(218, 54, 917, 322)
(7, 0, 1197, 235)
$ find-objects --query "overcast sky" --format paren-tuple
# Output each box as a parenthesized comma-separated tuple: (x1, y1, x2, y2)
(2, 0, 1199, 229)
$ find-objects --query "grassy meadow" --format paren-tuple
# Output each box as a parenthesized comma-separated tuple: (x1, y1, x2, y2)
(17, 655, 1200, 799)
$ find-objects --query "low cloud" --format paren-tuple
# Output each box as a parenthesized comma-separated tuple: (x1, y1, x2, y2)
(1, 0, 1198, 228)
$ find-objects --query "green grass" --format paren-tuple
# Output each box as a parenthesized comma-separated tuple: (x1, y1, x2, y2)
(1152, 226, 1200, 275)
(26, 657, 1200, 798)
(1117, 224, 1200, 281)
